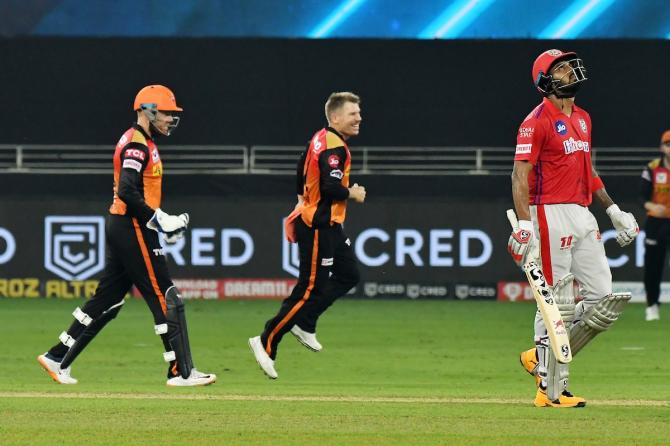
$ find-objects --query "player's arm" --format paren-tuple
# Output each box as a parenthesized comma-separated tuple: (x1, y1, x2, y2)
(318, 148, 366, 203)
(508, 117, 543, 266)
(590, 166, 639, 246)
(511, 160, 533, 221)
(294, 148, 307, 207)
(591, 166, 615, 209)
(117, 143, 154, 223)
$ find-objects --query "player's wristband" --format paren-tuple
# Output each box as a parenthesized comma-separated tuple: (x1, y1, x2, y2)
(592, 176, 605, 191)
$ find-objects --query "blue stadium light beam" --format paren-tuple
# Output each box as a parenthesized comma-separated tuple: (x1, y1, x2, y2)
(539, 0, 616, 39)
(308, 0, 367, 38)
(419, 0, 495, 39)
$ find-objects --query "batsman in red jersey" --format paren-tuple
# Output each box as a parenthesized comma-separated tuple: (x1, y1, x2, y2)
(509, 50, 639, 407)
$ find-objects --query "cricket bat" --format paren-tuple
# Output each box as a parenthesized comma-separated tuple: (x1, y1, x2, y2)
(507, 209, 572, 364)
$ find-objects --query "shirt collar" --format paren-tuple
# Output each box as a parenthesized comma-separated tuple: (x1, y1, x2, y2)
(132, 123, 153, 141)
(542, 97, 581, 118)
(326, 126, 345, 141)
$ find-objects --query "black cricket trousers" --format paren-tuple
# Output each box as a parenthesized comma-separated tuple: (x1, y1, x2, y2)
(261, 217, 360, 360)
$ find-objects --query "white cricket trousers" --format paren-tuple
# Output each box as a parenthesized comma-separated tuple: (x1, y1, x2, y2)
(530, 203, 612, 338)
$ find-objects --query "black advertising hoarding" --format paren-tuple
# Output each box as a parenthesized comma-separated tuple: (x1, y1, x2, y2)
(0, 190, 646, 298)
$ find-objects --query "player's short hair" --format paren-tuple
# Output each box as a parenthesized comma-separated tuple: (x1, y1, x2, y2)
(325, 92, 360, 122)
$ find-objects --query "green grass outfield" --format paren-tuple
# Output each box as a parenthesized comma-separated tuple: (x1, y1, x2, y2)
(1, 298, 669, 445)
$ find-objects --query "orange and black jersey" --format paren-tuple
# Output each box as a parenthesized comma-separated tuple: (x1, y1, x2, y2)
(641, 158, 670, 219)
(109, 124, 163, 223)
(297, 127, 351, 228)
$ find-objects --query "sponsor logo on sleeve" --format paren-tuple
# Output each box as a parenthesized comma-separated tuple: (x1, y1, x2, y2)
(641, 169, 651, 181)
(515, 144, 532, 155)
(330, 169, 344, 179)
(518, 127, 534, 138)
(122, 159, 143, 172)
(328, 154, 340, 168)
(555, 120, 568, 135)
(125, 148, 146, 161)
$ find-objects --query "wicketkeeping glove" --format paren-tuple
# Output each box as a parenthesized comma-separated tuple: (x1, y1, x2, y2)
(507, 219, 538, 266)
(606, 204, 639, 247)
(163, 229, 186, 245)
(146, 208, 189, 234)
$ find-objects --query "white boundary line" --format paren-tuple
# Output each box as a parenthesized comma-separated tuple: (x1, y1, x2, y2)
(1, 392, 668, 407)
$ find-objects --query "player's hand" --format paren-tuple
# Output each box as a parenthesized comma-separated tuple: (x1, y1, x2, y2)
(348, 183, 366, 203)
(147, 208, 189, 233)
(606, 204, 639, 247)
(507, 219, 537, 266)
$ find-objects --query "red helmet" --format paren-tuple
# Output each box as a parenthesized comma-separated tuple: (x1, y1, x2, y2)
(532, 49, 587, 97)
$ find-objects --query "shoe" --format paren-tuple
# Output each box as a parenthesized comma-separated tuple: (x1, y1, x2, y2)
(290, 325, 322, 352)
(166, 368, 216, 387)
(645, 304, 660, 321)
(534, 387, 586, 408)
(520, 347, 540, 387)
(37, 353, 78, 384)
(248, 336, 278, 379)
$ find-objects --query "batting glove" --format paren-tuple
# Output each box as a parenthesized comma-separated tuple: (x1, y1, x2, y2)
(147, 208, 189, 234)
(606, 204, 639, 247)
(508, 219, 537, 266)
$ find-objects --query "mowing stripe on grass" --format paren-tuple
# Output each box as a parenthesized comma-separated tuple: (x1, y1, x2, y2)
(1, 392, 668, 407)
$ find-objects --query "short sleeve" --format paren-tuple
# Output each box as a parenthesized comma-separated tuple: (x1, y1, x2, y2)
(514, 117, 545, 165)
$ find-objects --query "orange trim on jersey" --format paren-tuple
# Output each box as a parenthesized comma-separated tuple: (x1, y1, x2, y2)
(537, 205, 554, 286)
(265, 229, 320, 356)
(132, 218, 167, 314)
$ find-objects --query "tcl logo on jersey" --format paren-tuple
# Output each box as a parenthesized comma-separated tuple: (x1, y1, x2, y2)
(555, 120, 568, 135)
(328, 155, 340, 168)
(125, 149, 145, 161)
(563, 138, 590, 155)
(656, 172, 668, 184)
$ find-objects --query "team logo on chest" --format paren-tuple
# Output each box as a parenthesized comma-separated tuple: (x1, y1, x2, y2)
(657, 172, 668, 184)
(555, 120, 568, 135)
(578, 118, 587, 134)
(151, 148, 160, 163)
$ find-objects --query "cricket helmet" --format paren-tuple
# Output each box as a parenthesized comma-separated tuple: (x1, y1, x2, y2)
(532, 49, 587, 98)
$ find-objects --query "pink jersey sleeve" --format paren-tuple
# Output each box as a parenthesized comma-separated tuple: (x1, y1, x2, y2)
(514, 115, 545, 165)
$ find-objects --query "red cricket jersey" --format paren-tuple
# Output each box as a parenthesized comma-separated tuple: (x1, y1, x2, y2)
(514, 97, 594, 206)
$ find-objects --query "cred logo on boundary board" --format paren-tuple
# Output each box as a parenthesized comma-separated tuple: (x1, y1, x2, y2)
(44, 216, 105, 280)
